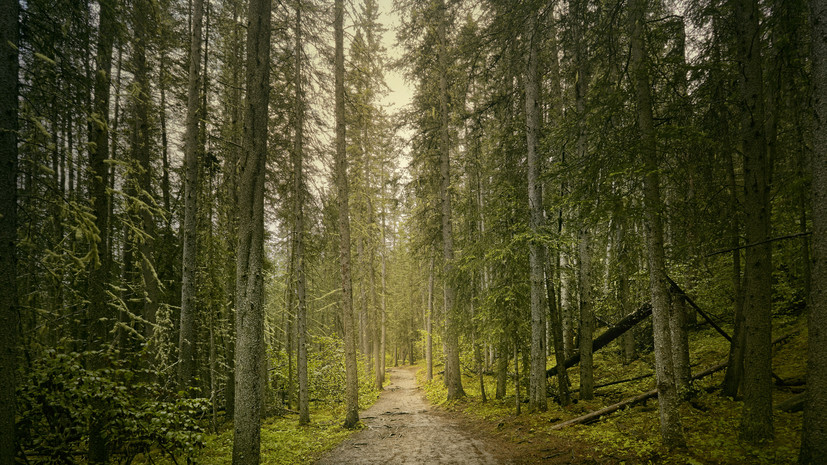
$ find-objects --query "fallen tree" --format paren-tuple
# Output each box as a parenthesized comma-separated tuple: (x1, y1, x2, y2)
(549, 361, 728, 430)
(546, 303, 652, 378)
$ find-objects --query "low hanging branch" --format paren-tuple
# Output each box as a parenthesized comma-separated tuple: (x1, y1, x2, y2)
(549, 361, 728, 430)
(546, 303, 652, 378)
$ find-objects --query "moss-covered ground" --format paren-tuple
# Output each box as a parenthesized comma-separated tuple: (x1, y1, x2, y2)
(418, 316, 806, 464)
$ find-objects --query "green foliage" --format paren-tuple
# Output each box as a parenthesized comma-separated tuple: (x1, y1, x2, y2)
(17, 349, 209, 464)
(411, 319, 807, 464)
(268, 335, 380, 415)
(145, 408, 354, 465)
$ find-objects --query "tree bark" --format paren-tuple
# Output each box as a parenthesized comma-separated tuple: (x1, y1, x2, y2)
(801, 0, 827, 461)
(0, 0, 18, 460)
(734, 0, 773, 444)
(629, 0, 685, 448)
(437, 0, 464, 401)
(232, 0, 271, 460)
(293, 0, 310, 426)
(525, 14, 547, 413)
(427, 256, 434, 381)
(577, 228, 594, 400)
(179, 0, 204, 392)
(87, 1, 117, 461)
(335, 0, 360, 429)
(130, 0, 160, 346)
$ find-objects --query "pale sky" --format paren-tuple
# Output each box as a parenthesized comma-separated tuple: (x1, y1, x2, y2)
(377, 0, 413, 113)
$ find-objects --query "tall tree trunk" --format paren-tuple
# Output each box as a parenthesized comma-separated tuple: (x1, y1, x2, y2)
(571, 0, 593, 402)
(378, 185, 387, 387)
(87, 0, 117, 461)
(577, 228, 594, 400)
(335, 0, 360, 429)
(801, 1, 827, 461)
(617, 223, 636, 365)
(437, 0, 464, 401)
(734, 0, 773, 443)
(131, 0, 160, 346)
(0, 0, 18, 460)
(179, 0, 204, 391)
(293, 0, 310, 426)
(232, 0, 271, 460)
(722, 147, 746, 397)
(525, 15, 547, 413)
(630, 0, 685, 448)
(427, 256, 434, 380)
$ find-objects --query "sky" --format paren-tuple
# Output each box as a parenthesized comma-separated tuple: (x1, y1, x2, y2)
(376, 0, 414, 113)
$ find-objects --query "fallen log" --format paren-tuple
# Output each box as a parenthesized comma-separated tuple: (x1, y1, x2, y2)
(550, 360, 728, 430)
(546, 303, 652, 378)
(570, 373, 655, 393)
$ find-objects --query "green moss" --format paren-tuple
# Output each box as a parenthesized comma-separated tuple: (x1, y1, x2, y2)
(414, 317, 805, 464)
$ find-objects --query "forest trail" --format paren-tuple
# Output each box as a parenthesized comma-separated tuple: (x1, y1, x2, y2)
(316, 366, 507, 464)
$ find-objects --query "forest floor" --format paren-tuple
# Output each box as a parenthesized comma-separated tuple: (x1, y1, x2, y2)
(315, 366, 608, 464)
(316, 366, 509, 464)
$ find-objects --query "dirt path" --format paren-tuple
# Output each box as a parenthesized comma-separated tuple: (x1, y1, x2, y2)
(316, 367, 507, 464)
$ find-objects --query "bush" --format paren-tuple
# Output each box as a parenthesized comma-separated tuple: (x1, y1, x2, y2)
(17, 349, 209, 464)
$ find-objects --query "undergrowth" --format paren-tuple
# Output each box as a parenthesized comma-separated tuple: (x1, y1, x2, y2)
(418, 316, 806, 465)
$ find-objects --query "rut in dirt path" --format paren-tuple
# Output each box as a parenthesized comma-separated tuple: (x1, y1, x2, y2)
(316, 366, 506, 465)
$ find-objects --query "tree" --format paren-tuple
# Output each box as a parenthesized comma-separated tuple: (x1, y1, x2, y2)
(335, 0, 360, 429)
(437, 0, 464, 401)
(293, 0, 310, 426)
(0, 0, 18, 461)
(734, 0, 773, 443)
(801, 0, 827, 461)
(179, 0, 204, 392)
(629, 0, 685, 448)
(233, 0, 271, 461)
(525, 10, 547, 413)
(87, 0, 117, 461)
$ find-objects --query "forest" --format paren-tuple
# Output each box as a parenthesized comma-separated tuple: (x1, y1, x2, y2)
(0, 0, 826, 463)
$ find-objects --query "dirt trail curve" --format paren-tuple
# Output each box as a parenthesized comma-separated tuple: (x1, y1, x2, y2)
(316, 366, 508, 465)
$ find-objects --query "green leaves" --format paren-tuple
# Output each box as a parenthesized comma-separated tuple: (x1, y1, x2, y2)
(17, 349, 209, 464)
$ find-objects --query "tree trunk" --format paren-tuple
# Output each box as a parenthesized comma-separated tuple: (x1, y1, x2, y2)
(722, 148, 746, 398)
(293, 0, 310, 426)
(629, 0, 685, 449)
(87, 0, 116, 461)
(735, 0, 773, 444)
(617, 222, 636, 364)
(801, 1, 827, 461)
(513, 337, 521, 415)
(232, 0, 271, 460)
(335, 0, 360, 429)
(0, 0, 18, 460)
(427, 256, 434, 381)
(437, 0, 464, 401)
(578, 228, 594, 400)
(130, 0, 160, 347)
(670, 295, 691, 394)
(179, 0, 204, 392)
(525, 15, 547, 413)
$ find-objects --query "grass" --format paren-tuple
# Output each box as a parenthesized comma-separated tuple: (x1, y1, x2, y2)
(417, 315, 807, 464)
(135, 380, 383, 465)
